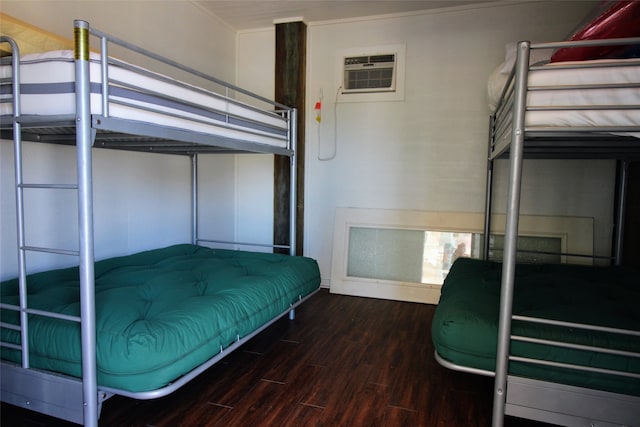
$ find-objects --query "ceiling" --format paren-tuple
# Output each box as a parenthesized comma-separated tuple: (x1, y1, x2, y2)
(195, 0, 499, 30)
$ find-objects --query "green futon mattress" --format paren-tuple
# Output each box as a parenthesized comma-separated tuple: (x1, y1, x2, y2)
(1, 244, 321, 392)
(432, 258, 640, 396)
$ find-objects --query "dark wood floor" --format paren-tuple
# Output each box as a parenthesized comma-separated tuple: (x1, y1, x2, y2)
(1, 289, 552, 426)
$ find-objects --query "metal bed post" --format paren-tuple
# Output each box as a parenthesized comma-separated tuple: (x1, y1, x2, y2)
(192, 153, 198, 245)
(491, 41, 530, 427)
(289, 108, 298, 257)
(99, 35, 109, 118)
(483, 115, 495, 260)
(613, 160, 628, 266)
(287, 108, 298, 320)
(74, 20, 99, 427)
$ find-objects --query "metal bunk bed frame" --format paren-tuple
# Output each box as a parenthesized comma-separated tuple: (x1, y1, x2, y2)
(483, 38, 640, 427)
(0, 20, 302, 427)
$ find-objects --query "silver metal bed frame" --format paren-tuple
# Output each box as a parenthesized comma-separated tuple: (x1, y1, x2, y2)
(478, 37, 640, 427)
(0, 20, 304, 426)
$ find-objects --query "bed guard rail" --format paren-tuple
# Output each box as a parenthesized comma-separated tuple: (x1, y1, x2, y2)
(88, 30, 295, 152)
(510, 315, 640, 380)
(490, 37, 640, 160)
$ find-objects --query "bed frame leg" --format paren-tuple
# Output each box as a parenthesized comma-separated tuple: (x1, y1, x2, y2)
(289, 308, 295, 320)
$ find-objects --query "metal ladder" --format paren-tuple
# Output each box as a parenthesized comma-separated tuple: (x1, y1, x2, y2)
(0, 34, 100, 426)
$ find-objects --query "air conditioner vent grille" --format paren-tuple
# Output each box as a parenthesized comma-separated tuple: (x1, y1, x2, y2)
(345, 56, 369, 65)
(369, 54, 395, 63)
(343, 53, 396, 94)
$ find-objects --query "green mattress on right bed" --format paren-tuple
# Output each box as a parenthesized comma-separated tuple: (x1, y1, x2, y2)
(431, 257, 640, 396)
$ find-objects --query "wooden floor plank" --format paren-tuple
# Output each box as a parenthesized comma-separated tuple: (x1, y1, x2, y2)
(320, 381, 389, 427)
(1, 289, 552, 426)
(280, 402, 325, 427)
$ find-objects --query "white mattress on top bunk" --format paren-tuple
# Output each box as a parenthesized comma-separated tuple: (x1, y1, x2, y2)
(0, 50, 289, 148)
(488, 58, 640, 136)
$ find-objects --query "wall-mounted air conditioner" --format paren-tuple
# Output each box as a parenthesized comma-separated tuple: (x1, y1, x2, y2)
(342, 53, 396, 94)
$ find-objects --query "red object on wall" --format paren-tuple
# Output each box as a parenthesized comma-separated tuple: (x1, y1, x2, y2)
(550, 0, 640, 62)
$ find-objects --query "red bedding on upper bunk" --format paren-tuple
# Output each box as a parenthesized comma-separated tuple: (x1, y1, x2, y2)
(551, 0, 640, 63)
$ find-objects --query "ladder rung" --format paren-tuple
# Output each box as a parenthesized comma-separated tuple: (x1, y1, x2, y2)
(18, 183, 78, 190)
(21, 246, 79, 256)
(0, 321, 21, 332)
(26, 307, 81, 323)
(0, 342, 23, 351)
(0, 303, 81, 323)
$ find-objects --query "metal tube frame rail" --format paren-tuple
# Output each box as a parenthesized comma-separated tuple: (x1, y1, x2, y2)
(192, 107, 296, 253)
(491, 40, 529, 427)
(74, 20, 99, 427)
(511, 313, 640, 378)
(88, 26, 291, 114)
(88, 27, 293, 155)
(191, 153, 198, 245)
(613, 160, 628, 266)
(483, 115, 494, 260)
(196, 239, 291, 250)
(289, 108, 298, 256)
(511, 339, 640, 367)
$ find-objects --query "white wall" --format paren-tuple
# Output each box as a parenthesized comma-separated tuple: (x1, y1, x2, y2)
(235, 30, 277, 250)
(0, 1, 236, 81)
(237, 1, 613, 287)
(0, 1, 238, 280)
(2, 1, 615, 286)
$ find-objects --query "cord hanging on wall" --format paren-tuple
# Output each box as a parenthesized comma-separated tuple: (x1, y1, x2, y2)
(317, 86, 340, 161)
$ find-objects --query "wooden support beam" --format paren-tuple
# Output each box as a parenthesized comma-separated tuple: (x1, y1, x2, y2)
(274, 21, 306, 255)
